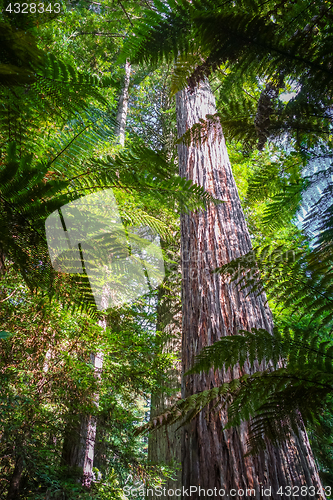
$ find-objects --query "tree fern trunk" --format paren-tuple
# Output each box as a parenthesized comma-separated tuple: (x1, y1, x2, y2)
(177, 80, 322, 500)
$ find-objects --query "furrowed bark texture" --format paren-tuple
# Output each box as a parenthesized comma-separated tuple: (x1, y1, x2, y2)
(177, 80, 322, 500)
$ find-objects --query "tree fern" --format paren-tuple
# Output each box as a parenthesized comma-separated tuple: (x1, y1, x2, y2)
(214, 242, 333, 326)
(0, 21, 117, 160)
(120, 0, 333, 154)
(81, 142, 221, 213)
(136, 326, 333, 454)
(43, 108, 117, 176)
(119, 0, 192, 67)
(0, 138, 220, 318)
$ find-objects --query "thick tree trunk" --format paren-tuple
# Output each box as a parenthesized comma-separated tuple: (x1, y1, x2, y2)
(115, 60, 131, 147)
(177, 80, 322, 500)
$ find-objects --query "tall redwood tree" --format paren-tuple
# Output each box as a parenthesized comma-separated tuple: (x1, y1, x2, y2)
(177, 80, 322, 499)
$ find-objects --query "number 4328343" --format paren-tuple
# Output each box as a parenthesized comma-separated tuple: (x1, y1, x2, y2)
(6, 3, 61, 13)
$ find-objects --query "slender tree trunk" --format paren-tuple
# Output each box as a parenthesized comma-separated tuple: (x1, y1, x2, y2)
(6, 455, 24, 500)
(61, 62, 132, 481)
(177, 80, 322, 500)
(115, 60, 131, 147)
(61, 319, 105, 488)
(61, 65, 131, 485)
(148, 278, 182, 499)
(80, 349, 104, 487)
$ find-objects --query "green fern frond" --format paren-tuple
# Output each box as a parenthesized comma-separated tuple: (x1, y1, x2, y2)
(137, 327, 333, 453)
(170, 52, 206, 95)
(0, 143, 70, 287)
(120, 0, 192, 66)
(84, 143, 220, 213)
(188, 327, 333, 377)
(260, 181, 306, 230)
(246, 151, 304, 204)
(214, 242, 333, 327)
(119, 208, 171, 241)
(32, 53, 115, 112)
(176, 95, 259, 149)
(190, 9, 333, 91)
(44, 108, 117, 175)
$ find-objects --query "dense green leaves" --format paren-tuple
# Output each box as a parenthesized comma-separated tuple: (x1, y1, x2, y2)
(2, 0, 333, 496)
(137, 326, 333, 454)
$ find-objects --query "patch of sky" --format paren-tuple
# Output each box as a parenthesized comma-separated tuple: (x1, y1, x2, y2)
(279, 80, 300, 103)
(279, 92, 297, 103)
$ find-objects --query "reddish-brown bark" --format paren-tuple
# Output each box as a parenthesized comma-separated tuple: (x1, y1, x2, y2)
(177, 80, 322, 499)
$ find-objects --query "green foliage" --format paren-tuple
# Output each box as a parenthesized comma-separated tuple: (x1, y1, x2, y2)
(137, 326, 333, 454)
(123, 3, 333, 482)
(121, 0, 333, 154)
(0, 267, 173, 498)
(0, 143, 69, 287)
(119, 0, 192, 67)
(3, 0, 333, 495)
(0, 330, 11, 339)
(213, 241, 333, 327)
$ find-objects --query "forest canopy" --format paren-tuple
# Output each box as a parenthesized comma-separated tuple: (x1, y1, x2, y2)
(1, 0, 333, 499)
